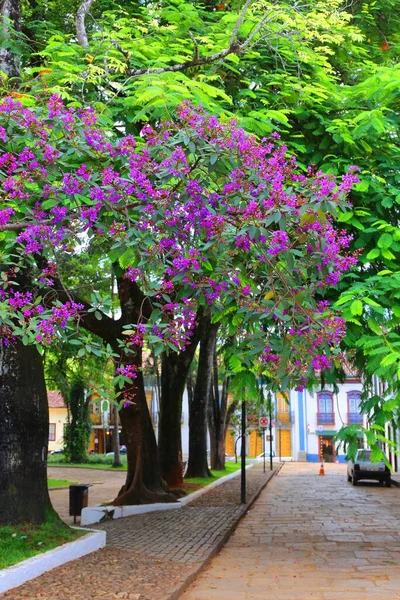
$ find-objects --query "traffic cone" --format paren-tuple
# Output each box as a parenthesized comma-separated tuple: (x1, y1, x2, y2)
(319, 463, 325, 476)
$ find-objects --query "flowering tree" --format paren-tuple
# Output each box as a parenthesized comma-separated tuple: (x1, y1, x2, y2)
(0, 96, 358, 505)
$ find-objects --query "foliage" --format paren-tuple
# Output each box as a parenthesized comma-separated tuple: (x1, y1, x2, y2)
(0, 96, 359, 394)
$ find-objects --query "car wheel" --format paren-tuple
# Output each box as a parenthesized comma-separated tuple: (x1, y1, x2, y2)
(386, 480, 391, 488)
(352, 474, 358, 486)
(379, 480, 384, 486)
(347, 474, 351, 482)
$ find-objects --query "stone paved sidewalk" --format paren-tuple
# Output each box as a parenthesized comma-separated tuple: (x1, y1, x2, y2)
(181, 462, 400, 600)
(1, 464, 277, 600)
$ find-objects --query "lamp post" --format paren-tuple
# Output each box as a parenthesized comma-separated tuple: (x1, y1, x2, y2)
(268, 392, 273, 471)
(241, 400, 246, 504)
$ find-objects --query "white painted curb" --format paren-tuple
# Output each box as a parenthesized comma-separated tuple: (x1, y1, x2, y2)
(81, 464, 253, 525)
(0, 528, 106, 595)
(81, 502, 181, 526)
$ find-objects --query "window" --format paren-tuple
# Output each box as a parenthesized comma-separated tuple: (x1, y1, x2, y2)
(347, 392, 363, 424)
(49, 423, 56, 442)
(348, 392, 361, 414)
(317, 392, 334, 425)
(318, 393, 333, 414)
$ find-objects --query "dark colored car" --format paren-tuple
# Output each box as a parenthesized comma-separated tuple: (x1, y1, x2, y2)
(347, 449, 391, 487)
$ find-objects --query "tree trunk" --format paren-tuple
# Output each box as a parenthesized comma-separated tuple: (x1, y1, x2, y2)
(112, 404, 122, 467)
(208, 354, 230, 470)
(0, 340, 53, 524)
(158, 353, 186, 487)
(158, 317, 201, 487)
(112, 351, 176, 506)
(0, 0, 21, 79)
(185, 317, 219, 479)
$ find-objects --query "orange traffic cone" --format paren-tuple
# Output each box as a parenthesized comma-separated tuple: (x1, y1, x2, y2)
(319, 463, 325, 476)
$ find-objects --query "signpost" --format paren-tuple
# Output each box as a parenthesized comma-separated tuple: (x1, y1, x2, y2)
(259, 416, 269, 473)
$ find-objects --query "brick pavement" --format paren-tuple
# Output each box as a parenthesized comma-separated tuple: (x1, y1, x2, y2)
(1, 464, 276, 599)
(181, 462, 400, 600)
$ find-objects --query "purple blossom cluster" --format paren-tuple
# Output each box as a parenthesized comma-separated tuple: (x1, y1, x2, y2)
(0, 96, 360, 386)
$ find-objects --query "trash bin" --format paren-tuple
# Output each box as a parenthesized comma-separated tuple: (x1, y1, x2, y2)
(69, 484, 93, 523)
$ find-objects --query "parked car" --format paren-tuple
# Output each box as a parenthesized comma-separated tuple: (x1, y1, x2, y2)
(347, 449, 391, 487)
(49, 449, 64, 455)
(105, 446, 127, 457)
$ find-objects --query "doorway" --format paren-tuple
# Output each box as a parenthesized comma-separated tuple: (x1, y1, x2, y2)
(319, 436, 335, 462)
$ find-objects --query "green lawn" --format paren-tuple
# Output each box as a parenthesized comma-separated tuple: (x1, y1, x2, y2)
(47, 478, 76, 489)
(48, 461, 127, 470)
(47, 453, 127, 470)
(0, 519, 84, 570)
(185, 461, 242, 488)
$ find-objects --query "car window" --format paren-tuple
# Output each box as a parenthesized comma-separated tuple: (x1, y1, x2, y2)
(357, 450, 371, 461)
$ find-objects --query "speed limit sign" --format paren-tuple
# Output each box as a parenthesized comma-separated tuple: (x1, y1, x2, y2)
(259, 416, 269, 428)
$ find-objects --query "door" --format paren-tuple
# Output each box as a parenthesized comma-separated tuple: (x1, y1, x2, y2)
(278, 429, 291, 458)
(319, 436, 335, 462)
(249, 430, 262, 457)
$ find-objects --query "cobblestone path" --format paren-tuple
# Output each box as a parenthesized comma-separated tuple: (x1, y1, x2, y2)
(1, 464, 274, 599)
(181, 462, 400, 600)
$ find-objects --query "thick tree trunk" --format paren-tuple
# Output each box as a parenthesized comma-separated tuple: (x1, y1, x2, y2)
(112, 351, 176, 506)
(0, 0, 21, 78)
(158, 317, 201, 487)
(0, 340, 53, 524)
(185, 318, 219, 479)
(158, 353, 186, 487)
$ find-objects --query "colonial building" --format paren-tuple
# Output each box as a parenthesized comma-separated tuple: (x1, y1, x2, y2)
(48, 391, 68, 452)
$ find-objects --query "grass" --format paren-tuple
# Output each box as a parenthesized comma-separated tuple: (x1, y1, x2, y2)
(47, 478, 76, 489)
(0, 516, 84, 570)
(47, 453, 127, 470)
(184, 461, 242, 490)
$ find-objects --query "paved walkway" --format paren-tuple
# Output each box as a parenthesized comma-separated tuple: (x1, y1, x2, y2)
(181, 462, 400, 600)
(2, 465, 275, 599)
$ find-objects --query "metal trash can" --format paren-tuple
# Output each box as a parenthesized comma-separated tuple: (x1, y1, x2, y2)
(69, 484, 93, 523)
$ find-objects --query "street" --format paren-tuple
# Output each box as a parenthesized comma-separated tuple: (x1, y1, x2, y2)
(180, 463, 400, 600)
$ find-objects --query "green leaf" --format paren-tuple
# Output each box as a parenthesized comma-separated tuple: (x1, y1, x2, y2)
(350, 300, 363, 316)
(366, 248, 380, 260)
(377, 233, 393, 249)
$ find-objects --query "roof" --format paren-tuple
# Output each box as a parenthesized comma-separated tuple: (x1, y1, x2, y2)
(48, 391, 67, 408)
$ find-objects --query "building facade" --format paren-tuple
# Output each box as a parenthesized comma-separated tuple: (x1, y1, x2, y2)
(48, 391, 68, 452)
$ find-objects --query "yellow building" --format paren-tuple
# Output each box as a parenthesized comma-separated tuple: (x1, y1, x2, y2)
(48, 391, 68, 452)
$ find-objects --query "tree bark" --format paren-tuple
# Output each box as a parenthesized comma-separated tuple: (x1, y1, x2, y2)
(158, 316, 202, 487)
(0, 0, 21, 78)
(208, 352, 230, 470)
(0, 340, 53, 524)
(112, 350, 176, 505)
(112, 404, 122, 467)
(185, 317, 219, 479)
(76, 0, 95, 47)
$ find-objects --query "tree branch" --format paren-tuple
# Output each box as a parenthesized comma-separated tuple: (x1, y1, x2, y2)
(76, 0, 96, 47)
(0, 220, 52, 232)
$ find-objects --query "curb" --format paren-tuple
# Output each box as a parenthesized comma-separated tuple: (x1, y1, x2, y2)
(160, 463, 283, 600)
(0, 528, 106, 595)
(391, 478, 400, 487)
